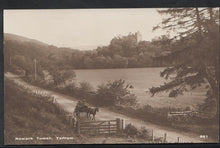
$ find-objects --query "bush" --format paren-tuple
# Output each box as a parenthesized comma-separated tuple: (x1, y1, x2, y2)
(137, 127, 152, 140)
(63, 82, 79, 95)
(119, 94, 137, 107)
(95, 79, 137, 107)
(124, 123, 138, 137)
(95, 83, 115, 106)
(78, 81, 94, 99)
(124, 124, 153, 141)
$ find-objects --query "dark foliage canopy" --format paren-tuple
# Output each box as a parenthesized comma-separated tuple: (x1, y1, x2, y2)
(150, 8, 219, 116)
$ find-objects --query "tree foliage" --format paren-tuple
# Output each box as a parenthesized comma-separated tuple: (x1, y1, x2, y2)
(50, 69, 76, 86)
(150, 8, 219, 117)
(96, 79, 136, 106)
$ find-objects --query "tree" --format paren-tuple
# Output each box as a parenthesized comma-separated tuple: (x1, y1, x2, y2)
(96, 79, 136, 106)
(13, 55, 34, 76)
(49, 69, 75, 86)
(149, 8, 219, 117)
(78, 81, 94, 99)
(112, 55, 128, 68)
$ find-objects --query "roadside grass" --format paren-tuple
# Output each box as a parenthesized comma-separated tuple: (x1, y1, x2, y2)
(4, 79, 81, 145)
(108, 105, 219, 142)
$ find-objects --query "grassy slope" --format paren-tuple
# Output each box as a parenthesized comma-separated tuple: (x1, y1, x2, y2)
(4, 79, 79, 145)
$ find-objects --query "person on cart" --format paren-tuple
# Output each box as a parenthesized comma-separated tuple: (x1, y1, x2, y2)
(74, 99, 88, 118)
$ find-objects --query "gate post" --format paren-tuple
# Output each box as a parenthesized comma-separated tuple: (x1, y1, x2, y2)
(76, 121, 80, 134)
(164, 133, 167, 143)
(121, 119, 124, 131)
(177, 137, 180, 143)
(108, 121, 111, 135)
(69, 116, 72, 126)
(116, 118, 123, 134)
(152, 129, 154, 143)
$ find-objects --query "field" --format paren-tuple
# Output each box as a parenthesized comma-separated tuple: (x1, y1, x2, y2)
(74, 67, 207, 109)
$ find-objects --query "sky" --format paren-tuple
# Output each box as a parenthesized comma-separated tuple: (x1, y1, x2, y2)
(4, 9, 166, 50)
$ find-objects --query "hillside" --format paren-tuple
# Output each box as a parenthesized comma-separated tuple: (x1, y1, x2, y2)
(4, 33, 76, 60)
(4, 33, 49, 47)
(4, 33, 171, 74)
(4, 78, 79, 145)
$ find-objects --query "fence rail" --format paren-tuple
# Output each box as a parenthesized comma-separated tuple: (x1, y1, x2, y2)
(76, 118, 123, 135)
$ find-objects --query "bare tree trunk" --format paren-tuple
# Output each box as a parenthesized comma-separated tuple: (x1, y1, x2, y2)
(195, 8, 202, 36)
(208, 8, 214, 21)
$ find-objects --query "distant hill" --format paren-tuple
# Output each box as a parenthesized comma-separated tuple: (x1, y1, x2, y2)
(4, 33, 49, 47)
(4, 33, 77, 73)
(71, 45, 105, 51)
(4, 33, 80, 56)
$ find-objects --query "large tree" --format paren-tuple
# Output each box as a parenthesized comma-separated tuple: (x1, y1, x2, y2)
(150, 8, 219, 117)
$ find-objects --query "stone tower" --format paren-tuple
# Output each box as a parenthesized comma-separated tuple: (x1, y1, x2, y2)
(135, 31, 142, 43)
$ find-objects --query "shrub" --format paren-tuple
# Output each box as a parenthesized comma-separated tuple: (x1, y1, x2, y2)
(95, 83, 115, 106)
(95, 79, 137, 107)
(63, 82, 79, 95)
(78, 81, 94, 99)
(124, 123, 138, 137)
(137, 127, 152, 140)
(119, 94, 137, 107)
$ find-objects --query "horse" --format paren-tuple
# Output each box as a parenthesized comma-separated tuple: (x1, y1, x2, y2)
(88, 107, 99, 120)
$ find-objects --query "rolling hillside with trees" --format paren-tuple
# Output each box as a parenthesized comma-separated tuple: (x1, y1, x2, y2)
(4, 32, 172, 74)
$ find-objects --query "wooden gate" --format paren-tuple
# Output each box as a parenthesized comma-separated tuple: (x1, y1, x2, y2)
(77, 118, 123, 135)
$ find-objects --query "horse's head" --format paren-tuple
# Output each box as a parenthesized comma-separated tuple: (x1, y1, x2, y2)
(96, 107, 99, 112)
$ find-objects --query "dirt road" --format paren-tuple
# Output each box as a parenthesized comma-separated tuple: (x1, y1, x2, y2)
(5, 72, 208, 143)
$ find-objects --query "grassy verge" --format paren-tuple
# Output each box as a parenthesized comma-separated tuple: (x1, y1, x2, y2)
(4, 78, 83, 145)
(108, 105, 219, 142)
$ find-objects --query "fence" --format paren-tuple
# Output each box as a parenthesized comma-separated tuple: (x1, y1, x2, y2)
(76, 118, 123, 135)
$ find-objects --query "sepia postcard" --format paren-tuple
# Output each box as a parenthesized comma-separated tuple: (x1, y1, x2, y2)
(3, 8, 219, 145)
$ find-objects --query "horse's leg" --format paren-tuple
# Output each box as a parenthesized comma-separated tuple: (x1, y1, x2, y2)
(94, 113, 96, 120)
(77, 112, 80, 120)
(87, 112, 89, 119)
(72, 118, 75, 127)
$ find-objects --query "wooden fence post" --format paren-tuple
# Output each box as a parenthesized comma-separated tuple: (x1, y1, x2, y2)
(177, 137, 180, 143)
(122, 118, 126, 131)
(77, 121, 80, 134)
(108, 121, 111, 135)
(68, 115, 72, 126)
(116, 118, 122, 135)
(152, 129, 154, 143)
(121, 119, 124, 132)
(164, 133, 167, 143)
